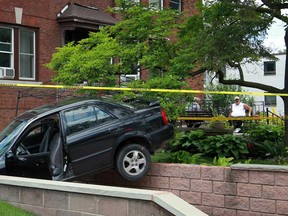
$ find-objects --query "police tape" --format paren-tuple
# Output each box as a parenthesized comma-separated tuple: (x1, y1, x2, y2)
(0, 83, 288, 97)
(177, 116, 285, 121)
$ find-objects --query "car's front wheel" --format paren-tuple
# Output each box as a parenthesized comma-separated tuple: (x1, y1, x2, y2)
(116, 144, 151, 181)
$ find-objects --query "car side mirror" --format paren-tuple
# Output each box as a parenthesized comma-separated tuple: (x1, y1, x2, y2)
(5, 150, 14, 159)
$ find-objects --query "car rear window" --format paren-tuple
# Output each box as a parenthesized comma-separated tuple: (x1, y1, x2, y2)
(98, 103, 134, 118)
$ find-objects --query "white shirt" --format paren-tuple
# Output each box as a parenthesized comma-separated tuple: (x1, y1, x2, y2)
(231, 102, 246, 117)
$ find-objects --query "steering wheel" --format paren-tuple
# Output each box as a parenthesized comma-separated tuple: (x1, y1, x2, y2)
(16, 143, 30, 156)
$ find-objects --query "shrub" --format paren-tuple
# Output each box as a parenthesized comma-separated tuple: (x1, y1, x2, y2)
(196, 134, 249, 159)
(245, 123, 285, 158)
(247, 123, 284, 143)
(168, 130, 206, 153)
(253, 140, 287, 158)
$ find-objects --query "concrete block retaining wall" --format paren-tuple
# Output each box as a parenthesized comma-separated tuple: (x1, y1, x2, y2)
(85, 163, 288, 216)
(0, 175, 206, 216)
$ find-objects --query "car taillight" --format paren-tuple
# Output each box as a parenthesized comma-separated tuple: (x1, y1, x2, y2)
(161, 109, 169, 125)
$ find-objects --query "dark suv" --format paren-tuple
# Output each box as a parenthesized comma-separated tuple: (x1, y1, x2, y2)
(0, 97, 173, 181)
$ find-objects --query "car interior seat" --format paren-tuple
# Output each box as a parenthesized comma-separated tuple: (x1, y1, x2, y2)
(49, 133, 64, 177)
(39, 127, 51, 152)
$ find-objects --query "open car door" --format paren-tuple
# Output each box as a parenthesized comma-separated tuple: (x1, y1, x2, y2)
(5, 115, 59, 179)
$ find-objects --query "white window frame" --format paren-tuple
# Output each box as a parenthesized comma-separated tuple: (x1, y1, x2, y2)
(265, 95, 277, 106)
(264, 61, 276, 75)
(149, 0, 163, 10)
(19, 29, 35, 80)
(0, 26, 14, 69)
(169, 0, 181, 12)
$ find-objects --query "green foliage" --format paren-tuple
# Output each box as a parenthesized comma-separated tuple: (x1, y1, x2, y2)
(46, 32, 122, 86)
(168, 130, 206, 152)
(169, 151, 203, 164)
(205, 81, 254, 116)
(169, 130, 249, 159)
(151, 150, 203, 164)
(114, 75, 193, 121)
(47, 2, 181, 85)
(248, 123, 284, 143)
(253, 140, 287, 158)
(212, 156, 234, 166)
(197, 135, 249, 159)
(172, 0, 273, 76)
(247, 123, 286, 158)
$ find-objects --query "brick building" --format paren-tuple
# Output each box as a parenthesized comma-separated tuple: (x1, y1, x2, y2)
(0, 0, 203, 130)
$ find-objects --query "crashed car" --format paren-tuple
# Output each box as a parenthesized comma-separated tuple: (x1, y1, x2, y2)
(0, 97, 173, 181)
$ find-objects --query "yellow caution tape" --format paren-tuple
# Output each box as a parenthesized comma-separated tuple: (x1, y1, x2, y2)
(177, 116, 285, 121)
(0, 83, 287, 97)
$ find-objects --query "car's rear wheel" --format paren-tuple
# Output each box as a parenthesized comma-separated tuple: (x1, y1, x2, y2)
(116, 144, 151, 181)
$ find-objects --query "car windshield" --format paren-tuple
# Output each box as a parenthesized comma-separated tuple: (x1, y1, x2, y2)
(0, 120, 26, 157)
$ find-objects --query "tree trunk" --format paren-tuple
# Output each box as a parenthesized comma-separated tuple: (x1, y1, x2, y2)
(283, 97, 288, 147)
(284, 28, 288, 147)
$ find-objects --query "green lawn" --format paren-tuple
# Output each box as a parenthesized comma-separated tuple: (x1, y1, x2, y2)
(0, 201, 36, 216)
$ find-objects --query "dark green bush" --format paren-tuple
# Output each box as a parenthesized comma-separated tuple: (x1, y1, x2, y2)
(248, 123, 284, 143)
(245, 123, 285, 158)
(167, 123, 285, 162)
(168, 130, 249, 159)
(168, 130, 206, 152)
(196, 135, 249, 159)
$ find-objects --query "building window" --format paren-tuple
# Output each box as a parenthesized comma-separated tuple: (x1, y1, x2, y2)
(265, 95, 276, 106)
(0, 25, 36, 80)
(149, 0, 163, 9)
(264, 61, 276, 75)
(0, 27, 13, 68)
(169, 0, 181, 12)
(19, 29, 35, 79)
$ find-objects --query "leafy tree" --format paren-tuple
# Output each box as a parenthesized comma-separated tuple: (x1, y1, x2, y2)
(46, 32, 122, 86)
(46, 1, 181, 85)
(172, 0, 288, 145)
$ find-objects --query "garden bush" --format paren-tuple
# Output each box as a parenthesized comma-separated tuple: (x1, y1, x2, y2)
(247, 123, 284, 143)
(161, 122, 286, 165)
(196, 134, 249, 159)
(244, 123, 286, 159)
(168, 130, 249, 159)
(168, 130, 206, 153)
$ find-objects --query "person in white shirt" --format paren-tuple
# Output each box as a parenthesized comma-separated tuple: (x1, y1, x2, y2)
(229, 96, 252, 132)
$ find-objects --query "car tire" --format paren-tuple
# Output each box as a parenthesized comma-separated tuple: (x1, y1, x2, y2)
(116, 144, 151, 181)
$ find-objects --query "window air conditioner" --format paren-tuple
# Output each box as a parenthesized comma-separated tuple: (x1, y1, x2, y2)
(120, 74, 139, 82)
(0, 68, 15, 79)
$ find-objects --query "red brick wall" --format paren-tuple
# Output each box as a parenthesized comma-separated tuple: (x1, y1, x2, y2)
(86, 163, 288, 216)
(0, 0, 116, 130)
